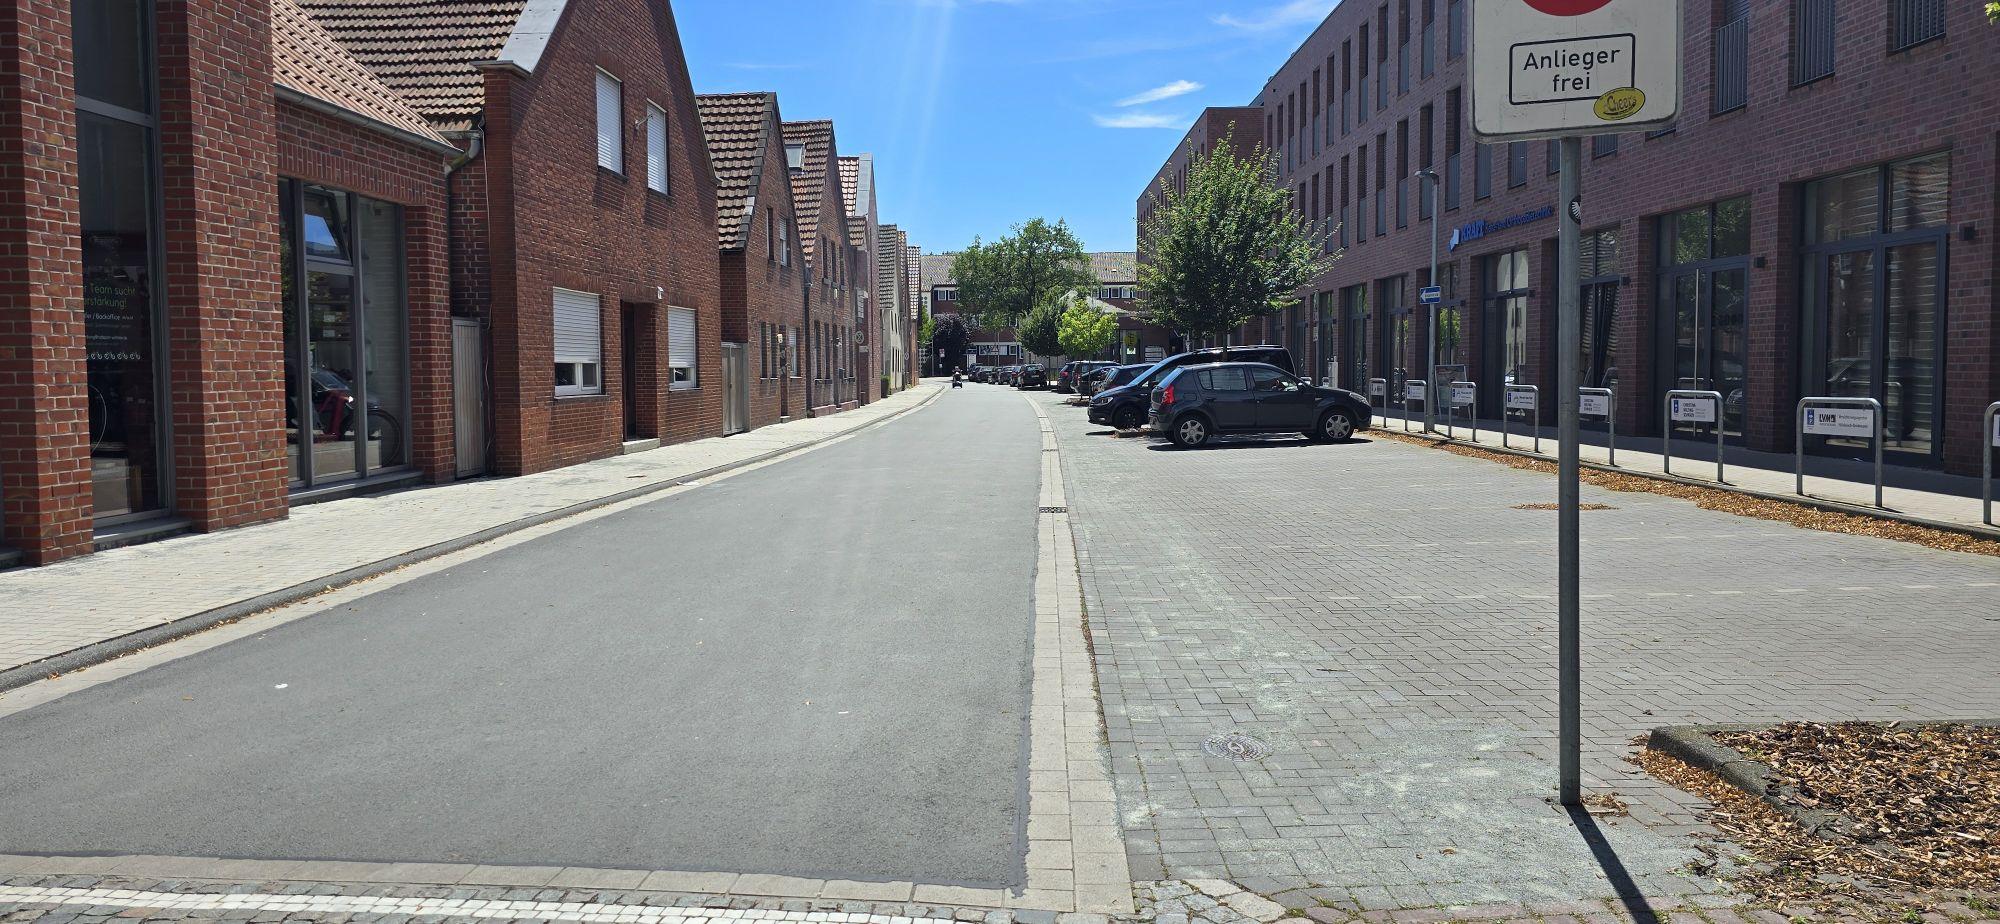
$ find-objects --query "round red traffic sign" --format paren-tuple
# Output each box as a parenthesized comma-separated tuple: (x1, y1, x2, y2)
(1523, 0, 1614, 14)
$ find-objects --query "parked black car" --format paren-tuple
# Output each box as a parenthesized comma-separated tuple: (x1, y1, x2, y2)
(1083, 363, 1149, 397)
(1149, 362, 1372, 448)
(1056, 361, 1116, 394)
(1088, 346, 1295, 431)
(1017, 364, 1048, 389)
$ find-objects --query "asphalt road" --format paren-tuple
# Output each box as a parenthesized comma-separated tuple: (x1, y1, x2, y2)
(0, 385, 1041, 888)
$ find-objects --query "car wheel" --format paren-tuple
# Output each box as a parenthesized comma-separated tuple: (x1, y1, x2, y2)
(1317, 409, 1356, 442)
(1169, 415, 1210, 448)
(1112, 405, 1145, 431)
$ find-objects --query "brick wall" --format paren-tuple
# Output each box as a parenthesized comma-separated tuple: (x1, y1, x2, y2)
(156, 0, 288, 531)
(275, 102, 455, 482)
(0, 0, 91, 563)
(472, 0, 722, 475)
(717, 114, 806, 429)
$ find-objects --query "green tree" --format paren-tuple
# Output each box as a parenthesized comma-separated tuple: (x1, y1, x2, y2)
(1058, 301, 1117, 359)
(932, 314, 974, 371)
(917, 306, 936, 348)
(1989, 1, 1998, 22)
(951, 219, 1097, 329)
(1017, 299, 1066, 358)
(1138, 137, 1336, 343)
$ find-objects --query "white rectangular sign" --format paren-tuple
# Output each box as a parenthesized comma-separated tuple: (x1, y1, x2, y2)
(1579, 394, 1610, 418)
(1670, 396, 1716, 423)
(1804, 407, 1877, 440)
(1993, 412, 2000, 448)
(1370, 381, 1388, 397)
(1453, 386, 1477, 408)
(1507, 389, 1538, 411)
(1470, 0, 1682, 141)
(1407, 383, 1428, 402)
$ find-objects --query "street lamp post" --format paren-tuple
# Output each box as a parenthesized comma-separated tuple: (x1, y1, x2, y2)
(1415, 168, 1442, 434)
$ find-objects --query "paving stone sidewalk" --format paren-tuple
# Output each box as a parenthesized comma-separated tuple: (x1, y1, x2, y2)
(0, 384, 941, 681)
(1041, 394, 2000, 911)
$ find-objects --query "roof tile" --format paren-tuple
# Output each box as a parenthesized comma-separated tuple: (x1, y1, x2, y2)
(272, 0, 454, 148)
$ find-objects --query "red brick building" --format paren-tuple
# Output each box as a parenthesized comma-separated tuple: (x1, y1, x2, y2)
(696, 91, 807, 430)
(1147, 0, 1997, 477)
(1136, 106, 1264, 255)
(0, 0, 459, 566)
(781, 120, 862, 415)
(304, 0, 725, 475)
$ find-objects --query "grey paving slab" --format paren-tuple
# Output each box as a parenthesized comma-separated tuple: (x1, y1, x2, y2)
(1039, 394, 2000, 906)
(0, 386, 1040, 889)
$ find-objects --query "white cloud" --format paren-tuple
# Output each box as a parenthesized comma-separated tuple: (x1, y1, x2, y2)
(1213, 0, 1335, 32)
(1117, 80, 1204, 107)
(1093, 112, 1185, 129)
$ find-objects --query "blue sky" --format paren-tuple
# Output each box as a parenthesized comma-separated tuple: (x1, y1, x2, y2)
(675, 0, 1337, 256)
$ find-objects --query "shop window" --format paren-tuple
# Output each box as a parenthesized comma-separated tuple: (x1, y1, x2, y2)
(1487, 250, 1531, 391)
(669, 307, 698, 389)
(553, 288, 603, 397)
(595, 69, 623, 173)
(1802, 154, 1949, 460)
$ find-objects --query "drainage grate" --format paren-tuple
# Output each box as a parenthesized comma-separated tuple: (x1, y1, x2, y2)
(1039, 506, 1069, 514)
(1201, 733, 1273, 761)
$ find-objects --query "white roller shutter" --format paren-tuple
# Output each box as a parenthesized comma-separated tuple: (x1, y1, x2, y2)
(553, 287, 602, 396)
(667, 306, 698, 389)
(646, 103, 668, 193)
(596, 70, 623, 172)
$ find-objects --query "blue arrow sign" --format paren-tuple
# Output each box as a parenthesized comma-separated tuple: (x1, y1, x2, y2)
(1419, 286, 1443, 305)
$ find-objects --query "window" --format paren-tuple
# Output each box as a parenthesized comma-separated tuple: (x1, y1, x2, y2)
(1713, 0, 1750, 114)
(1507, 141, 1527, 187)
(595, 69, 623, 173)
(1444, 87, 1462, 210)
(1891, 0, 1944, 50)
(1374, 134, 1388, 237)
(645, 102, 668, 193)
(1420, 0, 1436, 78)
(1474, 143, 1492, 199)
(1250, 367, 1296, 392)
(667, 306, 698, 389)
(778, 217, 790, 267)
(1395, 120, 1409, 229)
(553, 287, 603, 396)
(786, 143, 805, 174)
(1792, 0, 1836, 85)
(1446, 0, 1464, 58)
(1198, 367, 1252, 392)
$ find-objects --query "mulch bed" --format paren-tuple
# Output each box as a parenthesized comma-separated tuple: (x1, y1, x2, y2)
(1638, 722, 2000, 919)
(1373, 430, 2000, 559)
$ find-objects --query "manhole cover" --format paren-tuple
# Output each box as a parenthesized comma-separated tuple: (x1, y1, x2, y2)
(1202, 733, 1273, 761)
(1040, 506, 1069, 514)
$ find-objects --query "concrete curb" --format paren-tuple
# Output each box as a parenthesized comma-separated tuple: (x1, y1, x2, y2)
(1383, 427, 2000, 543)
(0, 387, 945, 695)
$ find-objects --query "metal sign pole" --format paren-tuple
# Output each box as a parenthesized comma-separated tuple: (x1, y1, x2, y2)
(1556, 136, 1583, 809)
(1986, 402, 1999, 527)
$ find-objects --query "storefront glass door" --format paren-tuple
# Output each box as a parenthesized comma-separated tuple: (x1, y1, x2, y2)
(1341, 284, 1370, 392)
(1802, 155, 1948, 461)
(1656, 198, 1751, 440)
(281, 180, 410, 490)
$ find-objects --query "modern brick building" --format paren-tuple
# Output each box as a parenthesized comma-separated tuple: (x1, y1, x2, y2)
(0, 0, 463, 566)
(696, 91, 810, 431)
(1144, 0, 1997, 477)
(1136, 106, 1264, 255)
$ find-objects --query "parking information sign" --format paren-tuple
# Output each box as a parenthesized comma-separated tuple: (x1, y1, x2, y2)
(1371, 381, 1388, 397)
(1579, 394, 1609, 418)
(1507, 389, 1538, 411)
(1670, 396, 1717, 423)
(1407, 383, 1427, 401)
(1470, 0, 1681, 141)
(1804, 407, 1877, 439)
(1453, 385, 1477, 408)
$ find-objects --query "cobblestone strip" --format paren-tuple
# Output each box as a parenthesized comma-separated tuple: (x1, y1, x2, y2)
(1026, 397, 1136, 917)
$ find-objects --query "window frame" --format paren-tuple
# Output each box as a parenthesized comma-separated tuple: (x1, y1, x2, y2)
(595, 69, 624, 174)
(552, 286, 605, 398)
(645, 101, 669, 194)
(667, 306, 699, 390)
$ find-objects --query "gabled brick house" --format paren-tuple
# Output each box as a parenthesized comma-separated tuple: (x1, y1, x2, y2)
(696, 92, 806, 431)
(839, 155, 877, 403)
(303, 0, 725, 474)
(780, 120, 860, 415)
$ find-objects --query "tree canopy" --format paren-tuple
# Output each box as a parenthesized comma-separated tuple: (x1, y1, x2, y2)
(1137, 138, 1336, 341)
(951, 219, 1097, 330)
(931, 314, 973, 371)
(1017, 300, 1066, 358)
(1058, 301, 1118, 359)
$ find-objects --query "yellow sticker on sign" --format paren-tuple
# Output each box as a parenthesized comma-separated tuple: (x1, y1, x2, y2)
(1594, 87, 1646, 121)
